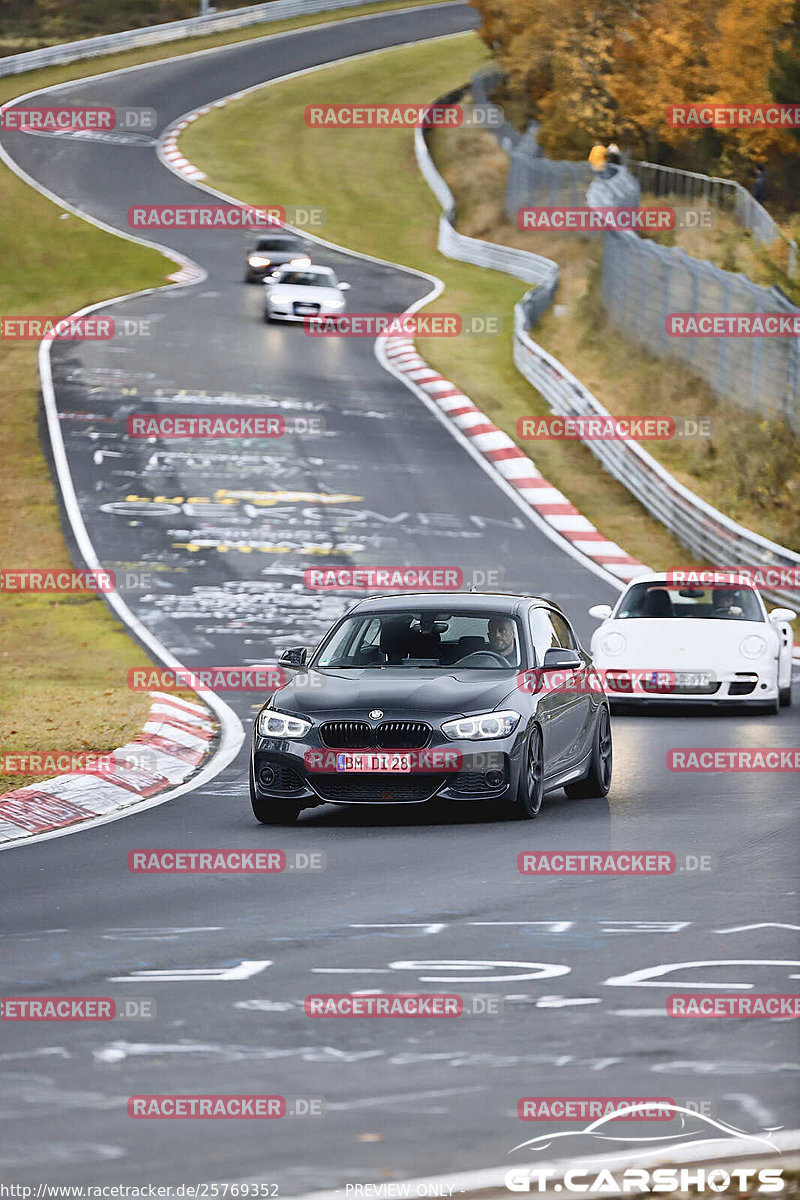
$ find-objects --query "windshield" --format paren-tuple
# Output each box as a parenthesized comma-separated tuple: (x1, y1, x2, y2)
(276, 270, 334, 287)
(616, 583, 763, 622)
(254, 237, 299, 252)
(314, 611, 523, 669)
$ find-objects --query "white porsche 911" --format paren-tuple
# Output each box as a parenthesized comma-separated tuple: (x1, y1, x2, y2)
(264, 265, 350, 323)
(589, 572, 795, 712)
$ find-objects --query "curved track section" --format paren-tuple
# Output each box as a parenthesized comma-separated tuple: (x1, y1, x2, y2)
(0, 4, 798, 1188)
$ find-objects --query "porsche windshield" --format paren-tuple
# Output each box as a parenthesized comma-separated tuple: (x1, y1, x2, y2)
(616, 583, 763, 621)
(314, 611, 522, 669)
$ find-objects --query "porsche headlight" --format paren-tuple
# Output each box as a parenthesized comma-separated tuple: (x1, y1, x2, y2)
(256, 710, 312, 739)
(740, 635, 768, 659)
(249, 255, 270, 267)
(600, 632, 626, 656)
(442, 710, 521, 741)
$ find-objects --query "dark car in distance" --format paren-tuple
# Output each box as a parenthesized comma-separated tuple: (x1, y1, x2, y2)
(243, 232, 311, 282)
(249, 593, 612, 824)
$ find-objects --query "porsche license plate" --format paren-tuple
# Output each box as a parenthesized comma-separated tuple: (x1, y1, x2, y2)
(673, 671, 713, 687)
(336, 752, 412, 773)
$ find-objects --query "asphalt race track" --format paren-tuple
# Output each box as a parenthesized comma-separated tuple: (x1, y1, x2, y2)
(1, 2, 799, 1188)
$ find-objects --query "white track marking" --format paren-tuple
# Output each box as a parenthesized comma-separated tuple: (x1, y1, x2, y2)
(604, 960, 800, 990)
(109, 959, 272, 982)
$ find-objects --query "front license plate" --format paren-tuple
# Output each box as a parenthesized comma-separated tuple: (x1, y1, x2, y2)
(336, 753, 412, 773)
(674, 671, 712, 687)
(295, 304, 317, 314)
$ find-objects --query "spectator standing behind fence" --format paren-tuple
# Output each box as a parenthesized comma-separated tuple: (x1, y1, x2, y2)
(753, 164, 767, 204)
(589, 143, 607, 172)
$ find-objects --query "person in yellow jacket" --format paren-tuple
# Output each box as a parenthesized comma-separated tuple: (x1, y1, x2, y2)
(588, 143, 607, 171)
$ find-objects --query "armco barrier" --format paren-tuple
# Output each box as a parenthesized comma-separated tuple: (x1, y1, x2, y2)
(470, 65, 524, 153)
(0, 0, 388, 77)
(415, 90, 800, 609)
(512, 314, 800, 609)
(413, 85, 559, 322)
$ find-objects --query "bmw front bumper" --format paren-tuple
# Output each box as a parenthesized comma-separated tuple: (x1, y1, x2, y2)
(250, 731, 526, 807)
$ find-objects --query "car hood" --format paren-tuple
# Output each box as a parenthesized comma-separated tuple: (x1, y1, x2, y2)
(591, 617, 778, 668)
(271, 668, 521, 719)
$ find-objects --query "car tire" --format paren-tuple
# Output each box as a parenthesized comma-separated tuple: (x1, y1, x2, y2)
(509, 725, 544, 820)
(249, 763, 301, 825)
(779, 684, 792, 708)
(564, 706, 613, 799)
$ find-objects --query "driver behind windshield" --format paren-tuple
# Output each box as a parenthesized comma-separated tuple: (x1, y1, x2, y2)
(487, 617, 519, 666)
(710, 588, 745, 618)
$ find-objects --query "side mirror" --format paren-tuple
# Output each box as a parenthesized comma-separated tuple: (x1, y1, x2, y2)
(542, 648, 583, 670)
(338, 281, 351, 291)
(279, 646, 308, 669)
(589, 604, 613, 620)
(769, 608, 797, 623)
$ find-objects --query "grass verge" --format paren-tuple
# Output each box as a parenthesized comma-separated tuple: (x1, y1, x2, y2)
(1, 0, 436, 793)
(181, 34, 706, 570)
(0, 187, 165, 790)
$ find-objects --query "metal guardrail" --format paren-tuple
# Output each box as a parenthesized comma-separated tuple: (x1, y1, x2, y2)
(470, 65, 525, 153)
(512, 313, 800, 608)
(413, 86, 559, 315)
(415, 90, 800, 606)
(0, 0, 385, 77)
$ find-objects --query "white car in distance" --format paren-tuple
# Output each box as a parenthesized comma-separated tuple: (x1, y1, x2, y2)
(264, 265, 350, 323)
(589, 573, 795, 712)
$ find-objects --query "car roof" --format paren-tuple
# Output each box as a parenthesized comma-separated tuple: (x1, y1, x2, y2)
(344, 591, 560, 616)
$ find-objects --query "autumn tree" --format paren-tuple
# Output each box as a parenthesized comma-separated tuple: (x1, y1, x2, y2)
(471, 0, 800, 194)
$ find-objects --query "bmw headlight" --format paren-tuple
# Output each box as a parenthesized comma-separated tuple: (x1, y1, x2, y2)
(442, 710, 521, 741)
(288, 256, 312, 268)
(327, 297, 345, 309)
(740, 635, 768, 659)
(256, 710, 312, 739)
(269, 291, 292, 305)
(249, 255, 270, 267)
(600, 632, 626, 656)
